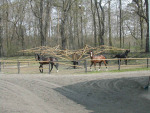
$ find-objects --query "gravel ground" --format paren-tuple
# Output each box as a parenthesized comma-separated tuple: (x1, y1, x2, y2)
(0, 71, 150, 113)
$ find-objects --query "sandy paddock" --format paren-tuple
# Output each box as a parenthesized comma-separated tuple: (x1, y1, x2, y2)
(0, 71, 150, 113)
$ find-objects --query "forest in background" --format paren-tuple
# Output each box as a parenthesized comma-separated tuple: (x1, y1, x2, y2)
(0, 0, 149, 56)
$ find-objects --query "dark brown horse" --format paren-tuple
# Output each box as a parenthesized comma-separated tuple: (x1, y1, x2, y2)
(113, 49, 130, 65)
(89, 51, 108, 71)
(35, 54, 59, 73)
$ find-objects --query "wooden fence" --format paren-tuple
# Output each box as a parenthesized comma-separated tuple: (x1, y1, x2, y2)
(0, 58, 150, 74)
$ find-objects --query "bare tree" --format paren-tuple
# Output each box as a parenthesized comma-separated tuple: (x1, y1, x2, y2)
(98, 0, 105, 45)
(59, 0, 73, 49)
(108, 0, 112, 46)
(91, 0, 97, 47)
(0, 0, 148, 56)
(30, 0, 52, 46)
(0, 15, 2, 57)
(133, 0, 149, 52)
(119, 0, 122, 48)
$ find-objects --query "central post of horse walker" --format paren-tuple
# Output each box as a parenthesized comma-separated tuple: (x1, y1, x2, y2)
(118, 58, 121, 70)
(17, 60, 20, 74)
(84, 59, 87, 73)
(147, 58, 149, 68)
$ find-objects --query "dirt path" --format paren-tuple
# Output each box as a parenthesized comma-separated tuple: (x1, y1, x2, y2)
(0, 71, 150, 113)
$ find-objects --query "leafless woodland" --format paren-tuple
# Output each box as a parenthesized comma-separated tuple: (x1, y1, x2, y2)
(0, 0, 149, 56)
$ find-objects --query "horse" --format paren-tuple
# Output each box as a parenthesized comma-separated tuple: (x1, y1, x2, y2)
(35, 54, 59, 73)
(89, 51, 108, 71)
(113, 49, 130, 65)
(72, 53, 80, 69)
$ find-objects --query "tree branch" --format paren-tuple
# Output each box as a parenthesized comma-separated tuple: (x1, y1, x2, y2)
(126, 23, 138, 40)
(30, 0, 41, 19)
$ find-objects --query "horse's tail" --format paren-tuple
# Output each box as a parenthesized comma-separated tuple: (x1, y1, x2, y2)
(105, 59, 108, 64)
(55, 58, 59, 67)
(104, 56, 108, 64)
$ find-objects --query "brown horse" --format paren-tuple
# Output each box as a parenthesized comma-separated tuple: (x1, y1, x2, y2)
(89, 51, 108, 71)
(35, 54, 59, 73)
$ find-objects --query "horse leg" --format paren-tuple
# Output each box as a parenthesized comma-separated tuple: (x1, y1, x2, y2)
(41, 65, 43, 73)
(54, 63, 59, 72)
(90, 62, 94, 71)
(39, 65, 41, 73)
(104, 61, 108, 71)
(98, 62, 101, 71)
(39, 64, 43, 73)
(118, 59, 121, 65)
(50, 63, 54, 72)
(39, 64, 42, 73)
(94, 63, 96, 71)
(125, 59, 127, 65)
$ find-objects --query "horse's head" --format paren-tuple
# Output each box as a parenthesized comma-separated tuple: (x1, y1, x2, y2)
(126, 49, 130, 53)
(89, 51, 94, 58)
(124, 49, 130, 56)
(35, 54, 40, 61)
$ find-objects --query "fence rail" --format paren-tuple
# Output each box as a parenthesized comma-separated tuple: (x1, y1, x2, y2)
(0, 58, 150, 74)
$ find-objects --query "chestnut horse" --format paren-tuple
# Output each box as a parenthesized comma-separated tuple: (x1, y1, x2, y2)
(89, 51, 108, 71)
(35, 54, 59, 73)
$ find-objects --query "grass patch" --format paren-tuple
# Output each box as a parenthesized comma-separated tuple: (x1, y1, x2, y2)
(109, 67, 150, 72)
(1, 56, 34, 61)
(86, 67, 150, 74)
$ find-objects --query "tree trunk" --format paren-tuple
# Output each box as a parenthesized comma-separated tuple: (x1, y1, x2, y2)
(0, 16, 2, 57)
(91, 0, 97, 47)
(119, 0, 122, 48)
(140, 16, 144, 49)
(98, 0, 105, 45)
(60, 0, 72, 50)
(108, 0, 112, 46)
(133, 0, 149, 52)
(44, 0, 51, 46)
(145, 0, 149, 52)
(80, 15, 84, 48)
(60, 19, 67, 50)
(69, 14, 74, 49)
(39, 0, 45, 46)
(21, 27, 24, 55)
(75, 0, 80, 48)
(95, 0, 102, 46)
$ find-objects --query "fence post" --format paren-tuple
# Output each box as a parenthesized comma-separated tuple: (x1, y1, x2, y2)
(3, 62, 4, 69)
(17, 61, 20, 74)
(84, 60, 87, 73)
(147, 58, 149, 68)
(49, 62, 51, 74)
(0, 62, 1, 72)
(118, 58, 121, 70)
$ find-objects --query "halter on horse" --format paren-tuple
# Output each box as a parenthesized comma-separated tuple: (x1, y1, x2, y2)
(35, 54, 59, 73)
(89, 51, 108, 71)
(113, 50, 130, 65)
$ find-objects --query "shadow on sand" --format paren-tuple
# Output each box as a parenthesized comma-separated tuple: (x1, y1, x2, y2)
(54, 76, 150, 113)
